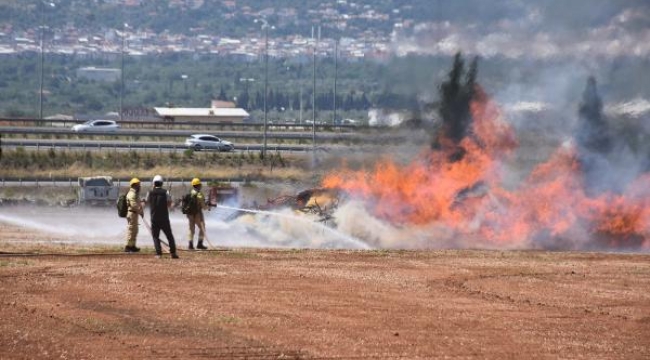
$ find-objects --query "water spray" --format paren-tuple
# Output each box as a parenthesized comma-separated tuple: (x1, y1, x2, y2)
(216, 205, 372, 250)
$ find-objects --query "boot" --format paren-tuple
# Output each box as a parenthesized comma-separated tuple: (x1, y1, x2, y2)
(197, 240, 207, 250)
(171, 253, 179, 259)
(188, 241, 194, 250)
(124, 245, 140, 253)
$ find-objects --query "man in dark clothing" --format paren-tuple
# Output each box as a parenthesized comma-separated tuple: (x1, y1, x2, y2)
(145, 175, 179, 259)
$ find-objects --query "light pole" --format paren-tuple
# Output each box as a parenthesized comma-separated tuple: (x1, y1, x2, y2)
(255, 18, 273, 159)
(120, 23, 128, 122)
(312, 26, 320, 159)
(39, 1, 55, 120)
(333, 38, 338, 125)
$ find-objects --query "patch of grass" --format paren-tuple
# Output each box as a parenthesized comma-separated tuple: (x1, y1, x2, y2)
(370, 249, 391, 257)
(0, 150, 315, 183)
(0, 259, 30, 267)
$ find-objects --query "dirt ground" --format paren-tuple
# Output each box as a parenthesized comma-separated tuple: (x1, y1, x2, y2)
(1, 223, 649, 360)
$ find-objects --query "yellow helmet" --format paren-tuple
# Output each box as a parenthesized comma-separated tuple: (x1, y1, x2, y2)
(191, 178, 201, 186)
(129, 177, 140, 186)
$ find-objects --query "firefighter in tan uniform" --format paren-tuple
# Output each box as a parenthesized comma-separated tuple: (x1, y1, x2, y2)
(124, 177, 144, 253)
(187, 177, 209, 250)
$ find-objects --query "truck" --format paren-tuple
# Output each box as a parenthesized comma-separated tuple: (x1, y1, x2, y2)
(77, 176, 119, 205)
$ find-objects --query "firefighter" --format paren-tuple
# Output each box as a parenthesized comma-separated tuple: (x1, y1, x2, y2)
(124, 177, 143, 253)
(145, 175, 179, 259)
(187, 177, 209, 250)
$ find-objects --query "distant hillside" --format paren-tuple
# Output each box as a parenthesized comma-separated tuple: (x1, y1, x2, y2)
(2, 0, 648, 40)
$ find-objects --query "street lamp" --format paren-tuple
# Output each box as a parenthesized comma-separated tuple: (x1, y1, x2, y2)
(39, 1, 55, 120)
(312, 26, 320, 161)
(120, 23, 128, 122)
(254, 18, 273, 159)
(333, 38, 338, 125)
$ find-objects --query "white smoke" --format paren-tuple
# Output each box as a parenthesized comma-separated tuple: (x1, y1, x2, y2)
(332, 200, 534, 250)
(390, 5, 650, 60)
(367, 108, 407, 127)
(606, 98, 650, 118)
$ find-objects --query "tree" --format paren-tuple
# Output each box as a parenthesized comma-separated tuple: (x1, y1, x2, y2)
(437, 52, 477, 147)
(576, 76, 610, 154)
(217, 86, 228, 101)
(291, 91, 300, 111)
(575, 76, 614, 195)
(236, 89, 250, 109)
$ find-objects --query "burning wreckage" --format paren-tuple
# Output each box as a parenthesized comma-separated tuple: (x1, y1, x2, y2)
(228, 188, 343, 226)
(265, 188, 342, 223)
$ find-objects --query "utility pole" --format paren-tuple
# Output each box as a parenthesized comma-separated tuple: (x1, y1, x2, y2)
(333, 38, 338, 125)
(312, 26, 320, 157)
(39, 2, 55, 120)
(255, 18, 273, 159)
(39, 19, 44, 120)
(120, 23, 127, 122)
(263, 24, 269, 159)
(299, 85, 303, 124)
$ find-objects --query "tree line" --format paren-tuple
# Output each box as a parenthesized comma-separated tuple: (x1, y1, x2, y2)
(0, 52, 421, 119)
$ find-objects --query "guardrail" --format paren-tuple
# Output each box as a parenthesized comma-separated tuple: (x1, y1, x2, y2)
(0, 116, 366, 132)
(0, 126, 378, 141)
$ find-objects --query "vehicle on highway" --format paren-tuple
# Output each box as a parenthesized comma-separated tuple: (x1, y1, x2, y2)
(71, 119, 120, 132)
(184, 134, 234, 152)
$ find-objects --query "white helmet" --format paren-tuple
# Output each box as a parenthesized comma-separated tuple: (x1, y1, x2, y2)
(153, 175, 163, 184)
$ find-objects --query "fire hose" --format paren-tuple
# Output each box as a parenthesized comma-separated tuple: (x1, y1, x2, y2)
(141, 213, 217, 253)
(140, 214, 172, 254)
(199, 219, 215, 249)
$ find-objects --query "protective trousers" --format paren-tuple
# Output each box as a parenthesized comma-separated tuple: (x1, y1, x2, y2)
(126, 211, 139, 247)
(187, 212, 205, 243)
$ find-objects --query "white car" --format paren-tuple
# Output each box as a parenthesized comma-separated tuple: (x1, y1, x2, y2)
(184, 134, 234, 152)
(71, 119, 120, 132)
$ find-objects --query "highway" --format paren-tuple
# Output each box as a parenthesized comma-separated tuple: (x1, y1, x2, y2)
(0, 138, 333, 153)
(0, 122, 406, 153)
(0, 126, 369, 140)
(0, 115, 409, 155)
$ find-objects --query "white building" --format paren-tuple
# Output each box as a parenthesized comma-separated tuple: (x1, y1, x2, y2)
(154, 106, 249, 123)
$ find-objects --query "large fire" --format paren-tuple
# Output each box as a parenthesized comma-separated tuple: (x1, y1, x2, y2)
(322, 87, 650, 250)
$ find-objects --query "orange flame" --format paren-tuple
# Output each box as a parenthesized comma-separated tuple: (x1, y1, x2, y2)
(322, 87, 650, 250)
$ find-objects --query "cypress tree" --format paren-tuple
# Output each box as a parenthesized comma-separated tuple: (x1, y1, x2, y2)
(438, 52, 477, 146)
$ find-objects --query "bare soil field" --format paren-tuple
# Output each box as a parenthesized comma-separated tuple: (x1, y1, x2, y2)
(1, 223, 649, 360)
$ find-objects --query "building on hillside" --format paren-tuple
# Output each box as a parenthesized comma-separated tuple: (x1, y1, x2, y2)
(76, 67, 121, 82)
(153, 105, 249, 123)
